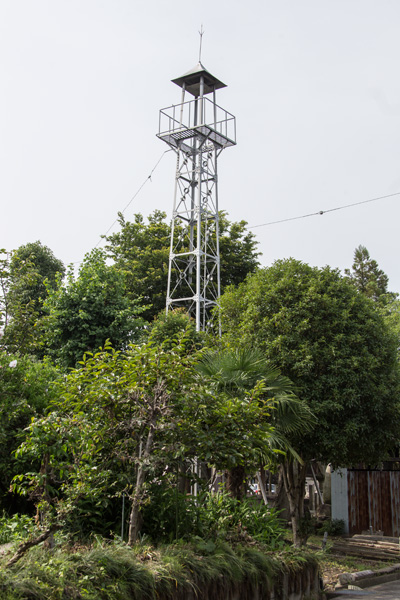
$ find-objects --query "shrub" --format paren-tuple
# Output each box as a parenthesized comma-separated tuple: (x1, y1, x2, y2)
(198, 490, 286, 547)
(0, 513, 36, 544)
(140, 482, 199, 543)
(139, 487, 286, 548)
(318, 518, 345, 536)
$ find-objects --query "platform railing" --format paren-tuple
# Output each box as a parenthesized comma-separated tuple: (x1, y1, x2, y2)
(158, 97, 236, 147)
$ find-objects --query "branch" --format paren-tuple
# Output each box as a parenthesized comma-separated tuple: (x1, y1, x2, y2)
(6, 526, 59, 568)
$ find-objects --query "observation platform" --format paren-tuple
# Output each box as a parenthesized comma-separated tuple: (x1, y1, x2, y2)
(157, 97, 236, 153)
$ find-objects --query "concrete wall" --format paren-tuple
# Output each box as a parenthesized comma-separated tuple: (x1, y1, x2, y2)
(331, 467, 349, 533)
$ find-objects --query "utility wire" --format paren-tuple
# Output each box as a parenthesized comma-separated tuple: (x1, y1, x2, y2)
(75, 160, 397, 263)
(94, 149, 172, 247)
(70, 149, 171, 265)
(248, 191, 400, 229)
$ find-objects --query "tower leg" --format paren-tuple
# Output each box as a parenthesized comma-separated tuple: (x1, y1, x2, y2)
(166, 140, 220, 332)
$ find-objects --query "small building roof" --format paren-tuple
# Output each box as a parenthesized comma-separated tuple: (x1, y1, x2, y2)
(171, 62, 227, 97)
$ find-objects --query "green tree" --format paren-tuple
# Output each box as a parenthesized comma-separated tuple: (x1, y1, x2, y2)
(9, 241, 65, 311)
(104, 210, 260, 322)
(148, 308, 205, 350)
(13, 342, 195, 543)
(13, 339, 282, 545)
(0, 351, 59, 512)
(378, 297, 400, 363)
(1, 242, 65, 355)
(345, 245, 393, 302)
(0, 249, 11, 336)
(219, 259, 400, 545)
(104, 211, 170, 322)
(218, 213, 260, 288)
(43, 249, 145, 368)
(197, 347, 314, 507)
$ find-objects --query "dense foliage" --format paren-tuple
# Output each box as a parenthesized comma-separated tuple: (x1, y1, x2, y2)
(8, 241, 65, 312)
(148, 308, 205, 351)
(0, 242, 64, 356)
(11, 339, 281, 545)
(42, 249, 145, 368)
(219, 258, 400, 467)
(104, 210, 260, 321)
(218, 258, 400, 545)
(0, 538, 319, 600)
(1, 226, 400, 572)
(0, 352, 59, 512)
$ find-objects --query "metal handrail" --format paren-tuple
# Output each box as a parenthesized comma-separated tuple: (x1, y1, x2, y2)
(158, 97, 236, 144)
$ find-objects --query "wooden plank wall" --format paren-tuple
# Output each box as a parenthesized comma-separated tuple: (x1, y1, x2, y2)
(348, 470, 400, 536)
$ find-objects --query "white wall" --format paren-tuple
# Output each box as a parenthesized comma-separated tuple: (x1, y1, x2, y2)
(331, 468, 349, 534)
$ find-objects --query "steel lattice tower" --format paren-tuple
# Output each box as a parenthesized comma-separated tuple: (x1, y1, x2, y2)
(157, 62, 236, 331)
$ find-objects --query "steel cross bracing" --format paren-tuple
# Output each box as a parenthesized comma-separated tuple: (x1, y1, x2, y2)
(168, 142, 221, 331)
(157, 62, 236, 331)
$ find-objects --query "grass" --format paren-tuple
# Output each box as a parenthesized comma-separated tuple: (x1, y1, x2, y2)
(0, 536, 320, 600)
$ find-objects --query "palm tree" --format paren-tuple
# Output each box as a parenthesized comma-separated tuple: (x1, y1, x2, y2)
(197, 347, 315, 515)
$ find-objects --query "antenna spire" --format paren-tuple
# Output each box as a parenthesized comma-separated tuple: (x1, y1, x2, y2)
(198, 25, 204, 62)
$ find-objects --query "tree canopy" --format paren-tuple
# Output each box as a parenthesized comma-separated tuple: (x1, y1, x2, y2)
(104, 210, 260, 322)
(0, 351, 59, 512)
(345, 244, 393, 302)
(0, 242, 65, 355)
(219, 258, 400, 468)
(42, 249, 145, 368)
(218, 258, 400, 545)
(13, 339, 282, 543)
(8, 241, 65, 310)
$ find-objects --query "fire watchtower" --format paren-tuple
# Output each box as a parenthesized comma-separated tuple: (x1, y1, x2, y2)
(157, 62, 236, 331)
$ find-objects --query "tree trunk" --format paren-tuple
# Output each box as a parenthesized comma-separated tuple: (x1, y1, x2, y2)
(127, 382, 169, 546)
(256, 471, 269, 505)
(280, 459, 307, 547)
(128, 421, 156, 545)
(225, 465, 246, 500)
(274, 469, 290, 520)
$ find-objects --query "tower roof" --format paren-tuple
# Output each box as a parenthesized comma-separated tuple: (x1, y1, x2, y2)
(171, 62, 227, 97)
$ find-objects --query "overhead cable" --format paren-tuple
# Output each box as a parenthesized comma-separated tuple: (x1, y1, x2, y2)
(248, 191, 400, 229)
(95, 149, 172, 246)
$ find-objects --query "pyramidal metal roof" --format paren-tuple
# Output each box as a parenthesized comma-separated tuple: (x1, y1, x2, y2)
(171, 62, 227, 97)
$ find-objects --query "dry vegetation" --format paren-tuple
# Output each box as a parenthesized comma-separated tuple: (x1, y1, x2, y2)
(307, 536, 400, 592)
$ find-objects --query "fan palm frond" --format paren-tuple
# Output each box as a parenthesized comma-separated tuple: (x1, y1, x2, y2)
(270, 395, 316, 435)
(197, 346, 315, 460)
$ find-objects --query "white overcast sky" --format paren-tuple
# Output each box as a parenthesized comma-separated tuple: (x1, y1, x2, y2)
(1, 1, 400, 291)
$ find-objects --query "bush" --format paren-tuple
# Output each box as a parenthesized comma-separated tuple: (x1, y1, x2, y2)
(140, 482, 199, 543)
(0, 352, 60, 513)
(140, 487, 286, 548)
(318, 518, 345, 536)
(198, 491, 286, 547)
(0, 512, 36, 544)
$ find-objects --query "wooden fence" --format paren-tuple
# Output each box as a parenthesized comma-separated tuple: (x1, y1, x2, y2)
(347, 470, 400, 537)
